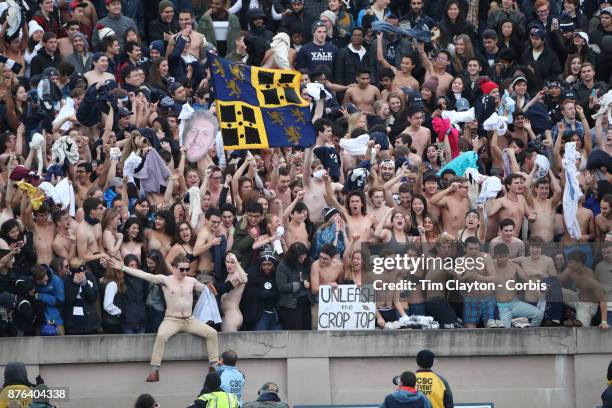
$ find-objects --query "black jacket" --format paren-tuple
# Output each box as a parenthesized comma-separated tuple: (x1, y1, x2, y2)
(63, 271, 101, 334)
(333, 45, 371, 86)
(520, 46, 561, 89)
(241, 264, 280, 326)
(275, 258, 312, 309)
(148, 17, 180, 44)
(30, 48, 61, 78)
(121, 274, 147, 329)
(603, 382, 612, 408)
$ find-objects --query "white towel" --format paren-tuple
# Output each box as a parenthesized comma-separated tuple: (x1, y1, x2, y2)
(441, 107, 475, 125)
(52, 98, 75, 132)
(123, 152, 143, 184)
(306, 82, 332, 101)
(479, 176, 502, 202)
(193, 286, 222, 324)
(483, 112, 508, 136)
(188, 186, 202, 229)
(178, 103, 194, 146)
(29, 132, 44, 174)
(38, 178, 76, 216)
(561, 142, 583, 240)
(270, 32, 291, 69)
(534, 154, 550, 180)
(339, 134, 370, 156)
(591, 90, 612, 124)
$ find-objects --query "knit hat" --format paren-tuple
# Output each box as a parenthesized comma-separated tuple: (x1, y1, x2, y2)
(158, 0, 173, 13)
(323, 207, 340, 223)
(150, 40, 165, 55)
(421, 77, 438, 94)
(480, 81, 498, 95)
(511, 76, 527, 89)
(259, 246, 278, 264)
(320, 10, 337, 25)
(98, 26, 116, 41)
(259, 382, 280, 395)
(601, 6, 612, 16)
(311, 20, 327, 34)
(28, 20, 44, 37)
(416, 349, 435, 369)
(573, 31, 589, 44)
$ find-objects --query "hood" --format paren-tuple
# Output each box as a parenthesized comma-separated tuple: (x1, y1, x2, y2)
(390, 389, 424, 404)
(258, 392, 281, 402)
(3, 362, 32, 387)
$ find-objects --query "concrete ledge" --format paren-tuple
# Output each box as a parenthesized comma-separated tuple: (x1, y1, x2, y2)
(1, 328, 607, 365)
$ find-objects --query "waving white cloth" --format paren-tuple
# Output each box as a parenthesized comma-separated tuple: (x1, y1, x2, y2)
(306, 82, 332, 101)
(339, 134, 370, 156)
(50, 135, 79, 167)
(442, 107, 475, 126)
(29, 132, 44, 174)
(123, 152, 143, 183)
(591, 90, 612, 124)
(38, 179, 76, 216)
(193, 286, 222, 324)
(561, 142, 583, 240)
(188, 186, 202, 229)
(483, 112, 508, 136)
(270, 32, 291, 69)
(52, 98, 75, 132)
(534, 154, 550, 180)
(178, 103, 195, 146)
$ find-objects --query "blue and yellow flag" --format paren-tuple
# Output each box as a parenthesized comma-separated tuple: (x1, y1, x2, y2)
(208, 53, 316, 150)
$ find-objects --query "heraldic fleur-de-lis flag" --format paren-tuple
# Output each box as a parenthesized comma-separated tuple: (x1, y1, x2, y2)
(207, 53, 316, 150)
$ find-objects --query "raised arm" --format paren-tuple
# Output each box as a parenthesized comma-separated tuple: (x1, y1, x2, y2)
(575, 105, 592, 156)
(109, 258, 165, 284)
(376, 33, 393, 69)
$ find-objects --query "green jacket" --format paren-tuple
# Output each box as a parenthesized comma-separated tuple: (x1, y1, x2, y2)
(197, 12, 241, 56)
(192, 391, 240, 408)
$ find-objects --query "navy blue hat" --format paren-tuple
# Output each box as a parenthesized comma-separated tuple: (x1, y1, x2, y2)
(561, 89, 576, 101)
(149, 40, 165, 55)
(370, 131, 389, 150)
(403, 88, 424, 109)
(530, 27, 545, 39)
(559, 13, 575, 32)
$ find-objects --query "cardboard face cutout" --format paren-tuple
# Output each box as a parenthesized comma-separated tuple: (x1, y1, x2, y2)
(183, 110, 218, 163)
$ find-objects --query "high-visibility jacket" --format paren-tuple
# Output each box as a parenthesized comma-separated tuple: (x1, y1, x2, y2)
(415, 369, 453, 408)
(194, 391, 240, 408)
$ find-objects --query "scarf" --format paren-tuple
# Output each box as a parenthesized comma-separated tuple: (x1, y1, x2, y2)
(84, 215, 99, 225)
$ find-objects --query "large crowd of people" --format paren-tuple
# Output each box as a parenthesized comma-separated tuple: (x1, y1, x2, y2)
(0, 0, 609, 344)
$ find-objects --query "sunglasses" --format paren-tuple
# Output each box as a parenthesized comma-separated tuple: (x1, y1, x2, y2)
(178, 267, 190, 272)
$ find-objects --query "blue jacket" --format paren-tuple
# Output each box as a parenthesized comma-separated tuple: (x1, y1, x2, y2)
(380, 388, 432, 408)
(217, 365, 245, 405)
(35, 269, 65, 325)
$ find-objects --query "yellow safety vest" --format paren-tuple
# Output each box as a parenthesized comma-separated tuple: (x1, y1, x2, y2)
(197, 391, 240, 408)
(416, 371, 447, 408)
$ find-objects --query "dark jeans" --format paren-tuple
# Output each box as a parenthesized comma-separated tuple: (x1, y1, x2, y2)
(543, 276, 563, 321)
(123, 327, 145, 334)
(254, 310, 282, 331)
(278, 298, 310, 330)
(426, 299, 459, 326)
(146, 307, 165, 333)
(103, 322, 122, 334)
(407, 303, 427, 316)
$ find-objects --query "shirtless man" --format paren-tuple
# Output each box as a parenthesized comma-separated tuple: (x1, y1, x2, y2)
(489, 219, 525, 258)
(595, 243, 612, 324)
(528, 176, 561, 242)
(423, 236, 461, 327)
(167, 10, 206, 61)
(52, 210, 76, 260)
(368, 187, 392, 227)
(402, 106, 431, 157)
(430, 177, 471, 238)
(417, 42, 453, 97)
(487, 174, 535, 238)
(376, 33, 419, 91)
(271, 164, 292, 208)
(596, 194, 612, 243)
(342, 68, 381, 115)
(310, 244, 344, 329)
(75, 198, 107, 279)
(559, 250, 609, 330)
(23, 202, 55, 266)
(283, 191, 310, 249)
(109, 254, 220, 382)
(74, 162, 95, 208)
(378, 69, 404, 102)
(326, 181, 375, 243)
(493, 243, 544, 328)
(561, 197, 595, 244)
(303, 148, 342, 224)
(458, 237, 498, 328)
(193, 208, 224, 284)
(511, 237, 562, 324)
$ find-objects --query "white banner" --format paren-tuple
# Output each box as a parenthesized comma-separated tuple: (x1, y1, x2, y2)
(317, 285, 376, 330)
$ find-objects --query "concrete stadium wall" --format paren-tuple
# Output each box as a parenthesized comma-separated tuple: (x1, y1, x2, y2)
(0, 329, 610, 408)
